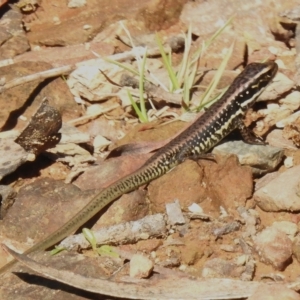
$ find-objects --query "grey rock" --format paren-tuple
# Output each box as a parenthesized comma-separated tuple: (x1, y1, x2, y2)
(202, 257, 247, 279)
(254, 165, 300, 211)
(213, 221, 241, 237)
(0, 185, 16, 219)
(213, 140, 284, 176)
(0, 138, 30, 180)
(166, 200, 185, 225)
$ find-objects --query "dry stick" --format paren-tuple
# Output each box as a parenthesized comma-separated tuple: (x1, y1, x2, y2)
(59, 214, 166, 250)
(0, 65, 74, 93)
(0, 45, 175, 94)
(3, 244, 299, 300)
(119, 73, 182, 105)
(67, 103, 120, 126)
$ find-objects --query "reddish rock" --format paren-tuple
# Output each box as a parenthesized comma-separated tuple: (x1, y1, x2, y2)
(253, 227, 292, 270)
(0, 178, 95, 266)
(202, 155, 253, 213)
(136, 238, 162, 252)
(148, 159, 206, 214)
(0, 61, 77, 130)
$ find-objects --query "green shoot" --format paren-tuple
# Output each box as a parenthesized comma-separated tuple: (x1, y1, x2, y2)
(182, 17, 234, 107)
(137, 47, 148, 121)
(104, 16, 234, 122)
(104, 58, 140, 77)
(82, 228, 98, 251)
(155, 33, 179, 91)
(177, 24, 193, 88)
(82, 228, 119, 258)
(196, 41, 234, 111)
(97, 245, 119, 258)
(182, 26, 200, 106)
(202, 16, 234, 54)
(155, 17, 233, 108)
(127, 90, 148, 123)
(50, 246, 66, 256)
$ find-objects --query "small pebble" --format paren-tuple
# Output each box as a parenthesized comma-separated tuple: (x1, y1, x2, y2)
(130, 254, 153, 279)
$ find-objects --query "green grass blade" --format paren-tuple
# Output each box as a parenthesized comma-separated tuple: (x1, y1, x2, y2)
(139, 48, 148, 119)
(127, 90, 148, 123)
(197, 86, 227, 111)
(192, 16, 234, 63)
(82, 228, 97, 251)
(177, 24, 192, 88)
(155, 33, 179, 91)
(183, 54, 200, 106)
(180, 17, 233, 107)
(204, 16, 234, 52)
(97, 245, 119, 258)
(50, 246, 66, 255)
(197, 41, 234, 111)
(104, 58, 140, 77)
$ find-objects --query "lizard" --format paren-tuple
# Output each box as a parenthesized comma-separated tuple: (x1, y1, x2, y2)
(0, 60, 278, 274)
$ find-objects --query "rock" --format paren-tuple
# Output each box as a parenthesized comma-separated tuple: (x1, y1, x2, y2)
(0, 138, 30, 180)
(213, 221, 241, 238)
(284, 156, 294, 168)
(272, 221, 298, 239)
(0, 251, 123, 300)
(180, 0, 273, 43)
(202, 257, 246, 279)
(253, 227, 292, 270)
(180, 240, 204, 265)
(256, 103, 293, 136)
(213, 141, 284, 176)
(254, 172, 278, 191)
(93, 135, 111, 153)
(166, 200, 185, 225)
(0, 10, 30, 59)
(258, 72, 295, 102)
(279, 91, 300, 112)
(292, 235, 300, 263)
(283, 114, 300, 147)
(248, 284, 300, 300)
(60, 123, 90, 144)
(149, 154, 253, 217)
(266, 129, 298, 150)
(254, 165, 300, 212)
(193, 29, 246, 70)
(202, 155, 253, 213)
(14, 41, 115, 68)
(130, 254, 154, 278)
(27, 0, 187, 47)
(93, 190, 149, 228)
(68, 0, 86, 8)
(148, 160, 206, 214)
(136, 238, 162, 252)
(237, 207, 259, 237)
(0, 178, 96, 267)
(0, 185, 16, 220)
(0, 61, 77, 131)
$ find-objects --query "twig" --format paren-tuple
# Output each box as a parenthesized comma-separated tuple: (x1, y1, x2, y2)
(0, 65, 74, 93)
(120, 73, 182, 105)
(4, 244, 300, 300)
(66, 103, 120, 126)
(0, 45, 175, 94)
(59, 214, 167, 250)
